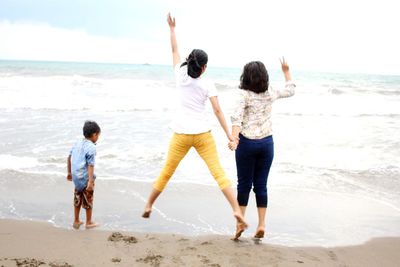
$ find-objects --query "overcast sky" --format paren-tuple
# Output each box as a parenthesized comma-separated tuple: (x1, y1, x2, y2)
(1, 0, 399, 74)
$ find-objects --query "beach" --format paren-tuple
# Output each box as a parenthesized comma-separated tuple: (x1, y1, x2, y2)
(1, 219, 400, 267)
(1, 60, 400, 265)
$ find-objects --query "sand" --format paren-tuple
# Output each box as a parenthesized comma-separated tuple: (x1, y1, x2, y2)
(0, 219, 399, 267)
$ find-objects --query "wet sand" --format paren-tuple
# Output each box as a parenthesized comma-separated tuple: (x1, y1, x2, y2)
(1, 219, 399, 267)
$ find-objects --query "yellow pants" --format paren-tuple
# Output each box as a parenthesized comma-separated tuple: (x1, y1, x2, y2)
(153, 131, 231, 191)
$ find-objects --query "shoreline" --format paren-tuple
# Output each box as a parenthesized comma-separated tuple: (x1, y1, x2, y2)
(2, 169, 400, 248)
(1, 219, 400, 267)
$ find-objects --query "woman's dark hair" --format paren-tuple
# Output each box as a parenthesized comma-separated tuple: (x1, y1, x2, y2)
(239, 61, 269, 93)
(181, 49, 208, 78)
(83, 120, 101, 138)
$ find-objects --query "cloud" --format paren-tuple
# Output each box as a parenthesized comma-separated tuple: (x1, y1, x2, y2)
(1, 0, 400, 77)
(0, 20, 170, 64)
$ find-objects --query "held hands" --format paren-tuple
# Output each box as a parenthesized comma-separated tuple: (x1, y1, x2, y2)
(228, 135, 240, 151)
(167, 13, 176, 29)
(228, 141, 238, 151)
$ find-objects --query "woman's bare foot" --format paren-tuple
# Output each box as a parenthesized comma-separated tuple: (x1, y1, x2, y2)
(232, 222, 246, 241)
(142, 208, 152, 218)
(85, 222, 99, 229)
(233, 212, 248, 228)
(72, 221, 84, 230)
(232, 212, 248, 241)
(254, 227, 265, 239)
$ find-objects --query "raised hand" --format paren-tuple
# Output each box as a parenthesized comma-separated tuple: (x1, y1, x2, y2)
(167, 13, 176, 29)
(280, 57, 292, 81)
(280, 57, 289, 73)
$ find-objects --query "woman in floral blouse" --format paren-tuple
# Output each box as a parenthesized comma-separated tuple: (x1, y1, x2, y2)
(229, 58, 295, 240)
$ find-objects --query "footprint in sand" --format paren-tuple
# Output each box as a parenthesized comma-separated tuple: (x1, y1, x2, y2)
(296, 250, 321, 262)
(6, 258, 73, 267)
(197, 255, 221, 267)
(108, 232, 138, 244)
(197, 255, 210, 264)
(12, 258, 45, 267)
(49, 261, 73, 267)
(327, 250, 338, 261)
(327, 251, 347, 267)
(111, 257, 121, 263)
(136, 253, 163, 267)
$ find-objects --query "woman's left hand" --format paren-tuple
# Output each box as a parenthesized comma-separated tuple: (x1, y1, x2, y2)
(228, 141, 238, 151)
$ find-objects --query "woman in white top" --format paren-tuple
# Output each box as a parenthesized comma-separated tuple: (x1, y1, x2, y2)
(229, 59, 295, 239)
(142, 13, 248, 235)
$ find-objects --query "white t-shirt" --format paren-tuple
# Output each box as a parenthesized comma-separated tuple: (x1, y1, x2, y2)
(170, 63, 218, 134)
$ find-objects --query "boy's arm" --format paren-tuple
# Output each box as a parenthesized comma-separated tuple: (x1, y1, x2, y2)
(67, 155, 72, 181)
(86, 165, 95, 191)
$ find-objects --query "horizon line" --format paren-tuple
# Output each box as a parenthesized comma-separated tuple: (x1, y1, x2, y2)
(1, 58, 399, 77)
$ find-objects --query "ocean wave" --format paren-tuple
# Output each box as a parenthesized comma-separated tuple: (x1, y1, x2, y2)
(0, 75, 179, 110)
(328, 88, 345, 95)
(214, 82, 237, 90)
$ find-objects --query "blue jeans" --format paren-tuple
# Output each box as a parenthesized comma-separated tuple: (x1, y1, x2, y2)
(235, 134, 274, 207)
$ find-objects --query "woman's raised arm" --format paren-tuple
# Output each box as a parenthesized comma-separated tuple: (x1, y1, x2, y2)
(167, 13, 181, 68)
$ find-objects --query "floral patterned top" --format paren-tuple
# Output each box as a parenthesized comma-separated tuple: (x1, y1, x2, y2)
(231, 81, 296, 139)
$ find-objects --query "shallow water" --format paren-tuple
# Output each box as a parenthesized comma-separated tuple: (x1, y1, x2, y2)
(0, 60, 399, 246)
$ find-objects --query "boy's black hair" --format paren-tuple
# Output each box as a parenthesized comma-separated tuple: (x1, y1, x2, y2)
(83, 120, 101, 138)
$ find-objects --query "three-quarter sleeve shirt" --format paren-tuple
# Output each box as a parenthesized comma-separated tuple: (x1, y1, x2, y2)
(231, 81, 296, 139)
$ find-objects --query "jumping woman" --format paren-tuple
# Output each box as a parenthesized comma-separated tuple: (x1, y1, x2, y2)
(142, 13, 248, 237)
(229, 58, 295, 240)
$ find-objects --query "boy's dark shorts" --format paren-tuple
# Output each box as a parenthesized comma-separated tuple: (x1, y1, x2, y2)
(74, 188, 94, 210)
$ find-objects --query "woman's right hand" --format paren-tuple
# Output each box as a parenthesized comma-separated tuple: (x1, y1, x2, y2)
(167, 13, 176, 29)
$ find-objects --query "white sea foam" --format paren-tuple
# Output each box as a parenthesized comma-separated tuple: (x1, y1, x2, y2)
(0, 75, 178, 111)
(0, 154, 40, 170)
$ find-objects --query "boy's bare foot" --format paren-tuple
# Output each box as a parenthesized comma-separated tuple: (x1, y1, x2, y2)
(72, 221, 84, 230)
(254, 227, 265, 239)
(85, 222, 99, 229)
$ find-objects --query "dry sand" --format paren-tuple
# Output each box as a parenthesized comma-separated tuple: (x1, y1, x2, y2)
(0, 219, 399, 267)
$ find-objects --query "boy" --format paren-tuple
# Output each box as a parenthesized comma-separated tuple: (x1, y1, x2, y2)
(67, 120, 101, 230)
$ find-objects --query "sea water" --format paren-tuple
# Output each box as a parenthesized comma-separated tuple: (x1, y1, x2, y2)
(0, 60, 399, 246)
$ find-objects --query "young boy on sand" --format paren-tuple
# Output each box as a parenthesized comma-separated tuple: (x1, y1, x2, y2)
(67, 120, 101, 230)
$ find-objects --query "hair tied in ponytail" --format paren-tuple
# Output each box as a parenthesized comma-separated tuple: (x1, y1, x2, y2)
(185, 49, 208, 78)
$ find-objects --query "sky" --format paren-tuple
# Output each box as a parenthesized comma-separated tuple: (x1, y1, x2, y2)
(1, 0, 400, 74)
